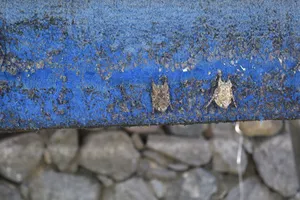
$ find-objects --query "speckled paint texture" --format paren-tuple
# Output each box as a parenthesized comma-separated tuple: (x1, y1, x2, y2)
(0, 0, 299, 130)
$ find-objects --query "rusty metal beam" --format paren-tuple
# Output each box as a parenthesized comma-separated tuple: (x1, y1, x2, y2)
(0, 0, 299, 130)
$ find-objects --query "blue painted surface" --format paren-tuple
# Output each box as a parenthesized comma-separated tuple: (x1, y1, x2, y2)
(0, 0, 299, 130)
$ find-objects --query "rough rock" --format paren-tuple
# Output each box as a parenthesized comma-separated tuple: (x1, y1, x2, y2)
(97, 175, 114, 187)
(124, 126, 163, 134)
(137, 159, 177, 180)
(0, 181, 22, 200)
(149, 179, 167, 199)
(143, 150, 173, 167)
(37, 129, 57, 143)
(239, 120, 283, 137)
(21, 170, 100, 200)
(243, 136, 254, 154)
(290, 192, 300, 200)
(212, 138, 248, 174)
(167, 163, 189, 171)
(253, 133, 298, 197)
(147, 135, 211, 166)
(82, 128, 104, 133)
(103, 178, 157, 200)
(132, 134, 144, 150)
(211, 173, 239, 200)
(167, 124, 208, 137)
(226, 177, 283, 200)
(165, 168, 217, 200)
(47, 129, 78, 172)
(80, 131, 140, 181)
(0, 133, 44, 182)
(211, 123, 235, 138)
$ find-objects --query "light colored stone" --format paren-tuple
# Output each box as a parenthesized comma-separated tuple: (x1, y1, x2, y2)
(165, 168, 217, 200)
(143, 150, 173, 167)
(167, 163, 189, 172)
(211, 173, 239, 200)
(147, 135, 211, 166)
(103, 178, 157, 200)
(167, 124, 209, 137)
(0, 133, 44, 182)
(150, 179, 167, 199)
(253, 133, 298, 197)
(212, 138, 248, 174)
(290, 192, 300, 200)
(82, 128, 104, 133)
(137, 159, 177, 181)
(124, 126, 163, 134)
(211, 123, 235, 138)
(97, 175, 114, 187)
(243, 136, 254, 154)
(37, 129, 57, 142)
(132, 134, 144, 150)
(226, 177, 283, 200)
(80, 131, 140, 181)
(239, 120, 283, 137)
(0, 180, 22, 200)
(47, 129, 78, 172)
(21, 170, 100, 200)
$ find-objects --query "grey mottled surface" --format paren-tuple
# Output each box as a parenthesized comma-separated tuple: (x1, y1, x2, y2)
(21, 170, 101, 200)
(147, 135, 211, 166)
(226, 177, 283, 200)
(0, 133, 44, 182)
(47, 129, 78, 172)
(80, 131, 140, 181)
(253, 133, 299, 197)
(0, 180, 22, 200)
(103, 178, 157, 200)
(165, 168, 217, 200)
(212, 138, 248, 174)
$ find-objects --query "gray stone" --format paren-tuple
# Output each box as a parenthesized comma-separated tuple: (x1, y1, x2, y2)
(82, 128, 104, 133)
(239, 120, 283, 137)
(211, 173, 239, 200)
(0, 181, 22, 200)
(124, 126, 163, 134)
(243, 137, 254, 154)
(21, 170, 100, 200)
(150, 179, 167, 199)
(212, 138, 248, 174)
(143, 150, 173, 167)
(290, 192, 300, 200)
(0, 133, 44, 182)
(165, 168, 217, 200)
(97, 175, 114, 187)
(168, 124, 209, 137)
(168, 163, 189, 172)
(38, 129, 57, 143)
(211, 123, 235, 138)
(132, 134, 144, 150)
(103, 178, 157, 200)
(80, 131, 140, 181)
(253, 133, 299, 197)
(137, 159, 177, 181)
(226, 177, 283, 200)
(147, 135, 211, 166)
(47, 129, 78, 172)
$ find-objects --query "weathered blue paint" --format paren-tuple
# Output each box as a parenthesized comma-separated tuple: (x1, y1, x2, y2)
(0, 0, 299, 130)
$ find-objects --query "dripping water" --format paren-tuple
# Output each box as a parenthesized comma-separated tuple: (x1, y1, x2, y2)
(235, 123, 244, 200)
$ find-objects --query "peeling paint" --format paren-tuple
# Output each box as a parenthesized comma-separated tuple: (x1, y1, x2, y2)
(0, 0, 299, 130)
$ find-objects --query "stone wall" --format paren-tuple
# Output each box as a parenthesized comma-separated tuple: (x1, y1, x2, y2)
(0, 121, 299, 200)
